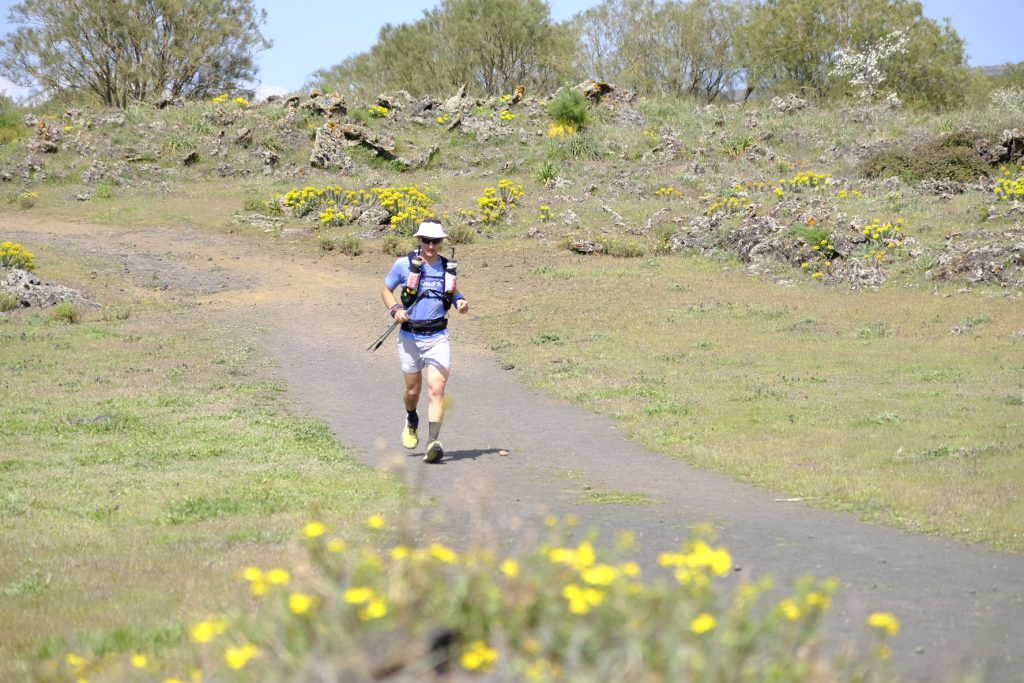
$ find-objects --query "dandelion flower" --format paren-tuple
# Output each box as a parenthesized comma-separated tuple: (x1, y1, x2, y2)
(868, 611, 900, 635)
(303, 521, 326, 538)
(691, 612, 717, 634)
(224, 644, 257, 670)
(289, 592, 315, 615)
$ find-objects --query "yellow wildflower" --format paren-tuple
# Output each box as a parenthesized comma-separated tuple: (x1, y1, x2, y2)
(289, 592, 315, 615)
(691, 612, 716, 634)
(868, 611, 900, 635)
(224, 644, 257, 670)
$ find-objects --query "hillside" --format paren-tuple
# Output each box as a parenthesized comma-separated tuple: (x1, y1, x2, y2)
(2, 83, 1022, 294)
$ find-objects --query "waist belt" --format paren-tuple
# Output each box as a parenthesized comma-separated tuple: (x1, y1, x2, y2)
(401, 317, 448, 334)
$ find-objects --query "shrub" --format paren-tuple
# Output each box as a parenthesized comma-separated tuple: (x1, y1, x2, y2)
(381, 234, 410, 257)
(546, 89, 590, 129)
(547, 131, 605, 161)
(42, 518, 900, 681)
(52, 302, 79, 324)
(597, 236, 647, 258)
(95, 180, 115, 200)
(445, 223, 476, 245)
(0, 108, 29, 145)
(335, 234, 364, 256)
(0, 241, 36, 270)
(0, 292, 19, 312)
(861, 133, 991, 183)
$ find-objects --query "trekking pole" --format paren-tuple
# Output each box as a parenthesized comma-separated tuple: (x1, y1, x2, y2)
(368, 287, 427, 353)
(367, 321, 399, 352)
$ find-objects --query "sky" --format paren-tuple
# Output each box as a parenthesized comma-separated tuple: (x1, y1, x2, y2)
(2, 0, 1023, 101)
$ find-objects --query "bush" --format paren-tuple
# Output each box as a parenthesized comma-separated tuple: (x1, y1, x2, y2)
(0, 292, 19, 312)
(547, 131, 606, 161)
(446, 223, 476, 245)
(0, 108, 29, 145)
(42, 518, 900, 682)
(597, 236, 647, 258)
(381, 234, 411, 257)
(0, 241, 36, 270)
(52, 302, 79, 324)
(861, 133, 992, 183)
(546, 89, 591, 129)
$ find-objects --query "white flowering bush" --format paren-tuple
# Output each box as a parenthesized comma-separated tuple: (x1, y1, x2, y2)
(832, 29, 909, 105)
(989, 87, 1024, 112)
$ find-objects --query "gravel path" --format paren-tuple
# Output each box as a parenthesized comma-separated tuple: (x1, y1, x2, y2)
(8, 218, 1024, 683)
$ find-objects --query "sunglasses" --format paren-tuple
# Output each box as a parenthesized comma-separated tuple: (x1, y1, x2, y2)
(418, 237, 444, 245)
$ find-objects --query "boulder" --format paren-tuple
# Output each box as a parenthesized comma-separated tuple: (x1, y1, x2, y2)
(309, 124, 355, 172)
(301, 91, 346, 116)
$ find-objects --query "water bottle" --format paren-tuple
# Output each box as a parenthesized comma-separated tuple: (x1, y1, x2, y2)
(401, 250, 423, 306)
(444, 250, 457, 294)
(407, 251, 423, 291)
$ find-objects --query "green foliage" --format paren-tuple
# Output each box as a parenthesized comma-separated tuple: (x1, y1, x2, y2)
(52, 302, 79, 324)
(0, 292, 19, 312)
(445, 222, 477, 244)
(573, 0, 747, 102)
(861, 133, 992, 182)
(381, 234, 410, 257)
(312, 0, 573, 98)
(0, 107, 29, 145)
(738, 0, 968, 108)
(597, 235, 647, 258)
(45, 519, 902, 681)
(547, 130, 606, 161)
(336, 234, 364, 256)
(0, 0, 270, 107)
(546, 88, 591, 129)
(95, 180, 115, 200)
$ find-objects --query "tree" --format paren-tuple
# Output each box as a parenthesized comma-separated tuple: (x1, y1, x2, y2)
(313, 0, 572, 98)
(738, 0, 968, 108)
(0, 0, 271, 108)
(572, 0, 748, 103)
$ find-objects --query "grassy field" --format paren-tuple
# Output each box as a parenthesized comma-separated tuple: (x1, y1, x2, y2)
(470, 245, 1024, 551)
(0, 244, 403, 679)
(2, 89, 1023, 679)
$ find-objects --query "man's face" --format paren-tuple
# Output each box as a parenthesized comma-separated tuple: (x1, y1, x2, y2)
(419, 237, 443, 255)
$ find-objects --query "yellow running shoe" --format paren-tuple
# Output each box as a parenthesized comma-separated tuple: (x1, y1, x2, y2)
(401, 424, 418, 449)
(424, 440, 444, 463)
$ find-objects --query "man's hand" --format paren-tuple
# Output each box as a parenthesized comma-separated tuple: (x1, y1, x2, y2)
(455, 299, 469, 313)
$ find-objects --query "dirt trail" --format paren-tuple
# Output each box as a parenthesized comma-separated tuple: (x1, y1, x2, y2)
(7, 216, 1024, 683)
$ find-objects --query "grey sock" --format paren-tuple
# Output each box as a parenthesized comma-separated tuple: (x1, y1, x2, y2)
(428, 421, 441, 443)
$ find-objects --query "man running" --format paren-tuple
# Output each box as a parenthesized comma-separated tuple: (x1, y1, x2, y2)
(380, 219, 469, 463)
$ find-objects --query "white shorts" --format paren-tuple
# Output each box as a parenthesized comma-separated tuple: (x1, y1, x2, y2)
(397, 331, 451, 373)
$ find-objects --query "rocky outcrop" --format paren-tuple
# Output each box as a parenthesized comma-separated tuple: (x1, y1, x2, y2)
(926, 228, 1024, 287)
(1, 267, 101, 310)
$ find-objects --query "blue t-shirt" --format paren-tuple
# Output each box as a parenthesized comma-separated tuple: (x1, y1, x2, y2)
(385, 256, 448, 337)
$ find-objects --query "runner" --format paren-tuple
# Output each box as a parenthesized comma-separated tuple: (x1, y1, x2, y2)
(380, 219, 469, 463)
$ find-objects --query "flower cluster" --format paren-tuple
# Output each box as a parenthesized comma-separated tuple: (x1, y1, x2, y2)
(43, 517, 900, 682)
(477, 179, 525, 224)
(993, 165, 1024, 201)
(837, 188, 865, 200)
(655, 187, 675, 198)
(0, 241, 36, 270)
(13, 190, 39, 209)
(781, 171, 833, 191)
(860, 217, 906, 265)
(210, 94, 249, 107)
(704, 193, 752, 216)
(281, 185, 435, 235)
(547, 122, 577, 137)
(499, 109, 516, 123)
(538, 204, 552, 222)
(368, 105, 389, 118)
(436, 112, 451, 125)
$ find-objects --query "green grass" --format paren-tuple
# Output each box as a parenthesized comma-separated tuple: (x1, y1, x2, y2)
(476, 249, 1024, 552)
(0, 256, 403, 680)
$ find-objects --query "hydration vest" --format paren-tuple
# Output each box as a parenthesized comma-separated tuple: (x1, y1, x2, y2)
(400, 251, 453, 311)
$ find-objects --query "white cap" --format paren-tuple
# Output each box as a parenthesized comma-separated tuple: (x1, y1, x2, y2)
(413, 220, 447, 239)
